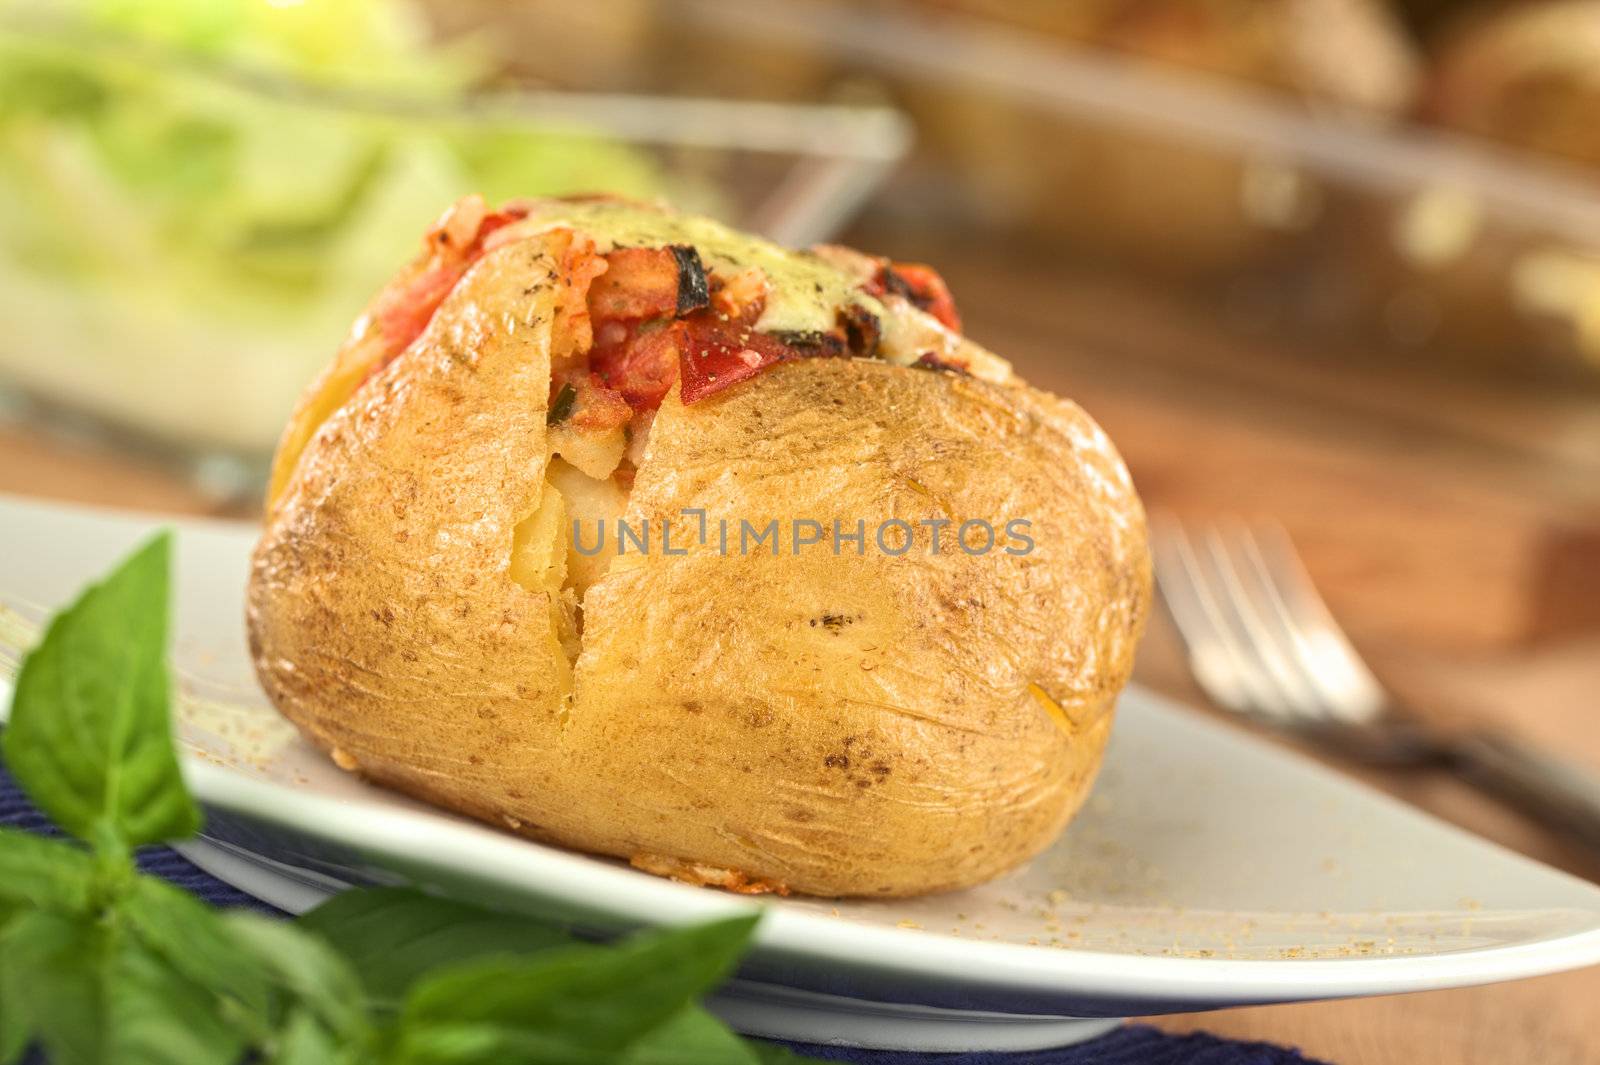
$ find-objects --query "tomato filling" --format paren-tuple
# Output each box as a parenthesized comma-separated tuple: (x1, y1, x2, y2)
(570, 250, 965, 415)
(865, 262, 962, 333)
(674, 315, 798, 405)
(547, 370, 633, 432)
(369, 201, 530, 374)
(365, 204, 962, 433)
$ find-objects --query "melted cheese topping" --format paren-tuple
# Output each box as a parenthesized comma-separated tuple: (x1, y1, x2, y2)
(498, 200, 886, 335)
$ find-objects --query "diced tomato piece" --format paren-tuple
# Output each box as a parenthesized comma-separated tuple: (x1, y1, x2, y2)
(676, 315, 793, 405)
(473, 209, 520, 248)
(592, 322, 681, 410)
(868, 261, 962, 333)
(553, 232, 607, 360)
(592, 312, 807, 408)
(367, 202, 532, 376)
(913, 352, 970, 375)
(588, 247, 681, 321)
(892, 263, 961, 332)
(372, 260, 468, 357)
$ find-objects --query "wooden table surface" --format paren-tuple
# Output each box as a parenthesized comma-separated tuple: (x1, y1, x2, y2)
(3, 228, 1598, 1063)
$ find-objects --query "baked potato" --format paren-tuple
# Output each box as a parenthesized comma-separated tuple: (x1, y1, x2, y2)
(248, 196, 1150, 897)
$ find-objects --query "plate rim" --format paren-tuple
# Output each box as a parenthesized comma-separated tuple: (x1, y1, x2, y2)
(174, 685, 1600, 1006)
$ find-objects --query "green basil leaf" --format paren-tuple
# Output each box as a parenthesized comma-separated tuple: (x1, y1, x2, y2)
(389, 1005, 769, 1065)
(619, 1006, 758, 1065)
(0, 827, 96, 913)
(546, 382, 577, 425)
(121, 876, 275, 1034)
(386, 1007, 766, 1065)
(2, 532, 200, 848)
(0, 911, 28, 1065)
(298, 887, 571, 1008)
(267, 1009, 346, 1065)
(0, 909, 104, 1065)
(384, 1023, 520, 1063)
(0, 908, 247, 1065)
(0, 1013, 23, 1064)
(225, 912, 371, 1044)
(396, 914, 760, 1064)
(108, 925, 255, 1065)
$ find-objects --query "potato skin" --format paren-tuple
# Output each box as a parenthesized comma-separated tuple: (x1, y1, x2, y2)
(566, 359, 1149, 896)
(249, 239, 574, 827)
(250, 231, 1151, 898)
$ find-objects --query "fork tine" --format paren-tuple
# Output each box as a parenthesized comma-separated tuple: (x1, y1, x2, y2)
(1201, 520, 1333, 722)
(1150, 514, 1289, 722)
(1247, 522, 1389, 724)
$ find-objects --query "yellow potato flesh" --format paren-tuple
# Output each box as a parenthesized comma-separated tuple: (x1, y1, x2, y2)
(543, 456, 627, 602)
(548, 423, 628, 481)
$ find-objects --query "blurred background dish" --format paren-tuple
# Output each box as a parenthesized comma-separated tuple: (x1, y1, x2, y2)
(1425, 0, 1600, 166)
(599, 0, 1600, 381)
(9, 0, 1600, 467)
(895, 0, 1421, 277)
(0, 0, 908, 474)
(0, 0, 654, 455)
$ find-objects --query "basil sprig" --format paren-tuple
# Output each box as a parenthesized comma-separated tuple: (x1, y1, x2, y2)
(4, 533, 198, 853)
(0, 534, 824, 1065)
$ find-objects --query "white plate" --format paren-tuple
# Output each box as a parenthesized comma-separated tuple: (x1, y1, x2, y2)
(4, 493, 1600, 1051)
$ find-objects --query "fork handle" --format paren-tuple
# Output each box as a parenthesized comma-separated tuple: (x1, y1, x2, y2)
(1449, 730, 1600, 852)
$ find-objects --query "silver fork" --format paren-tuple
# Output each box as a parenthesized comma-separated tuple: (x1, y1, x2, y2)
(1152, 513, 1600, 853)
